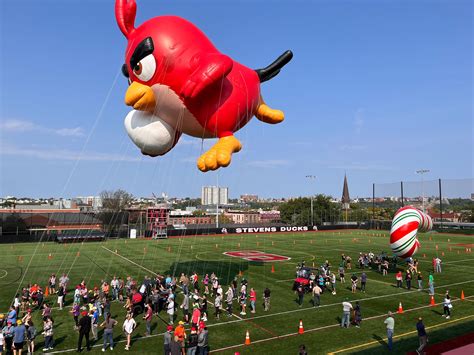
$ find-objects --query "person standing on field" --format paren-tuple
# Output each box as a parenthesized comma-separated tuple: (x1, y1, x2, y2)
(122, 313, 136, 351)
(417, 272, 423, 291)
(100, 313, 117, 351)
(263, 287, 271, 311)
(384, 311, 395, 351)
(341, 299, 352, 328)
(428, 273, 435, 296)
(360, 272, 367, 293)
(416, 317, 427, 354)
(312, 284, 322, 307)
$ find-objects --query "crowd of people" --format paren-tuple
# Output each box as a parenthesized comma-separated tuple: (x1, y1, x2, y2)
(0, 249, 453, 355)
(0, 267, 275, 355)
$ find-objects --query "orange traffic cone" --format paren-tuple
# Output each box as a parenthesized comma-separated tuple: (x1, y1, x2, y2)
(397, 302, 403, 314)
(245, 330, 251, 345)
(76, 251, 80, 257)
(271, 265, 275, 273)
(44, 287, 49, 297)
(239, 270, 243, 277)
(430, 296, 435, 306)
(298, 319, 304, 334)
(167, 246, 171, 252)
(423, 253, 426, 258)
(461, 290, 465, 300)
(442, 252, 445, 256)
(48, 253, 53, 260)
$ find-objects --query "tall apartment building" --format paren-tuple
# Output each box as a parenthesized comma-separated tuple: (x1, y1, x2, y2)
(201, 186, 229, 205)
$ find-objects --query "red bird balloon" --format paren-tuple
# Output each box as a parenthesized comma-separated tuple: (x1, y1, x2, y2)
(116, 0, 293, 171)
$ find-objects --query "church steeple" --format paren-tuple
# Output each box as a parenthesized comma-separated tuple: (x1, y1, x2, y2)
(342, 174, 350, 210)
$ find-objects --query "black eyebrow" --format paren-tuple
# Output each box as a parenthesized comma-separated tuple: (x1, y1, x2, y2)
(121, 63, 129, 78)
(130, 37, 154, 69)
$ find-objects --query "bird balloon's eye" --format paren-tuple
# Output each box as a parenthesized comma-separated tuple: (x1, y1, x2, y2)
(132, 54, 156, 82)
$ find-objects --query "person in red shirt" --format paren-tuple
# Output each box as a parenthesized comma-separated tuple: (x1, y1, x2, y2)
(249, 288, 257, 314)
(143, 302, 153, 336)
(395, 271, 403, 288)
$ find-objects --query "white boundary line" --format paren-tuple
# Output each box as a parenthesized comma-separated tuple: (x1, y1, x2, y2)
(210, 296, 474, 353)
(45, 294, 474, 354)
(0, 269, 8, 279)
(38, 250, 474, 354)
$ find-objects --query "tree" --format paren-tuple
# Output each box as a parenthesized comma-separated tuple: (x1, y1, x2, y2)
(279, 195, 341, 225)
(99, 189, 133, 236)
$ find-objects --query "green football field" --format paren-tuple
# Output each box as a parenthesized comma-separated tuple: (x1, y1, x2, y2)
(1, 230, 473, 354)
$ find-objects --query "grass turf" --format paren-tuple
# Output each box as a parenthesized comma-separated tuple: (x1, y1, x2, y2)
(0, 230, 473, 354)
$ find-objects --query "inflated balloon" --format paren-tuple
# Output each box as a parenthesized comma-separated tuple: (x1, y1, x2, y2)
(390, 206, 433, 259)
(115, 0, 293, 171)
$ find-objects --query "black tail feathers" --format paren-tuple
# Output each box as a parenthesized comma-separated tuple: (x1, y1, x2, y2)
(255, 50, 293, 83)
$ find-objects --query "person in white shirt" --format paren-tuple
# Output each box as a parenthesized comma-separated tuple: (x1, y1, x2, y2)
(443, 295, 452, 319)
(122, 313, 136, 351)
(167, 297, 175, 324)
(341, 299, 353, 328)
(110, 277, 119, 301)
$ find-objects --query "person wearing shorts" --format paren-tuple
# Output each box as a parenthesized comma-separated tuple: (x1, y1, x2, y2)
(13, 319, 26, 355)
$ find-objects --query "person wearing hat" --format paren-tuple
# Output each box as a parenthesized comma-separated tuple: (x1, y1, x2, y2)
(174, 321, 186, 348)
(13, 319, 26, 355)
(77, 311, 91, 352)
(164, 325, 173, 355)
(3, 319, 15, 354)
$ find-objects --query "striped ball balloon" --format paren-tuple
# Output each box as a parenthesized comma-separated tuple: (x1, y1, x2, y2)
(390, 206, 432, 258)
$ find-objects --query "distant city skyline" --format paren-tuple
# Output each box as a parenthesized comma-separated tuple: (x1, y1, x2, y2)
(1, 1, 472, 199)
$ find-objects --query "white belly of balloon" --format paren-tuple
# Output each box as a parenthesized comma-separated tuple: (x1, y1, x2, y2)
(124, 84, 214, 157)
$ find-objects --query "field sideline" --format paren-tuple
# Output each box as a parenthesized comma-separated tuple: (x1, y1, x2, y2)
(0, 230, 473, 354)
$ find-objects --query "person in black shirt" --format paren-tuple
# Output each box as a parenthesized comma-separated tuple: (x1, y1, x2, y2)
(416, 317, 427, 354)
(77, 311, 91, 352)
(296, 285, 304, 307)
(263, 288, 271, 311)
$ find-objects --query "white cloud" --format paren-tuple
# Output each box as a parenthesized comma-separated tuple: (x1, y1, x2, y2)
(0, 119, 85, 137)
(1, 143, 142, 162)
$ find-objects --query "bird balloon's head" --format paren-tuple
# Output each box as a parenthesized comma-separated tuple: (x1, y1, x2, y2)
(115, 0, 183, 157)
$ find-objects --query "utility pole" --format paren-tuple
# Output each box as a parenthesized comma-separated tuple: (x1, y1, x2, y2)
(305, 175, 316, 226)
(416, 169, 430, 212)
(216, 174, 219, 229)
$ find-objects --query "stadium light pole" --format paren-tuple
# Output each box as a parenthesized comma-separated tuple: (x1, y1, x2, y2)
(416, 169, 430, 212)
(305, 175, 317, 226)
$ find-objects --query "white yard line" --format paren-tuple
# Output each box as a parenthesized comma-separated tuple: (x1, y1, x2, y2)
(47, 294, 474, 354)
(210, 296, 474, 353)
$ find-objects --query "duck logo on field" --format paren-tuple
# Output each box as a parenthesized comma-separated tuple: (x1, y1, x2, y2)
(223, 250, 291, 262)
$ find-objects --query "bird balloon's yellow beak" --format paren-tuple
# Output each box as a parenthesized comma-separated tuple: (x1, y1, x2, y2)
(125, 82, 156, 112)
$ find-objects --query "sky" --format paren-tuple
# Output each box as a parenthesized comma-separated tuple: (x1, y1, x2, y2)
(0, 0, 472, 199)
